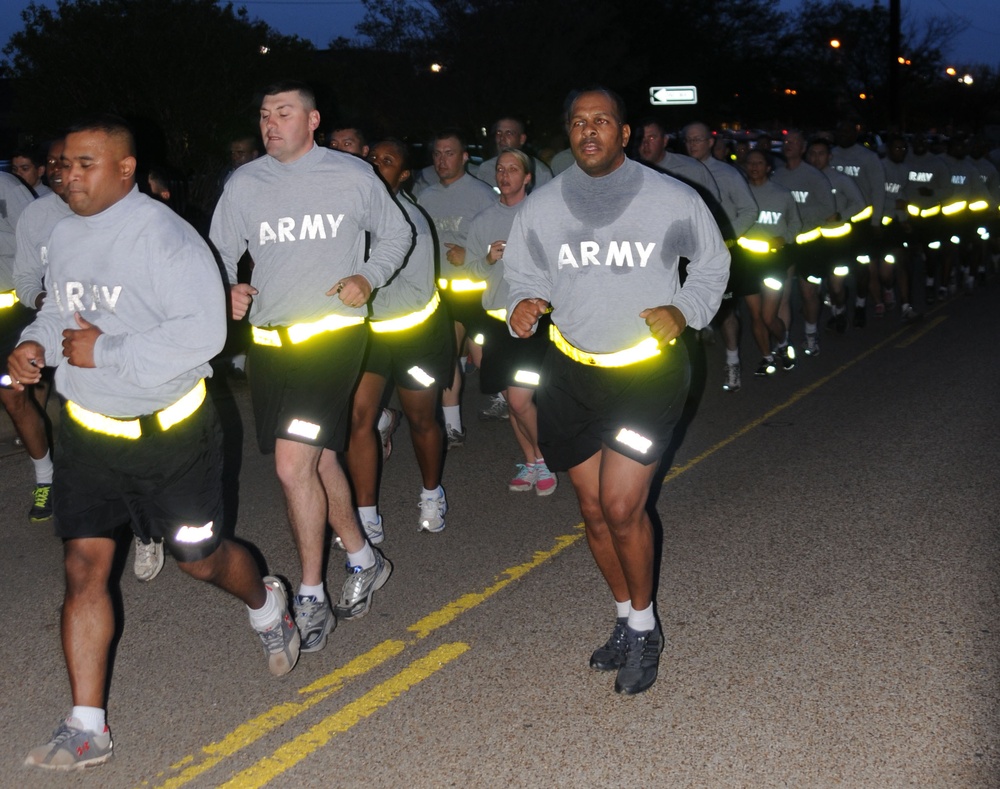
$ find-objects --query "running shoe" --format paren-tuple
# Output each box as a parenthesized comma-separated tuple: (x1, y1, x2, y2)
(24, 718, 113, 770)
(362, 515, 384, 545)
(901, 304, 922, 323)
(755, 357, 776, 377)
(418, 491, 447, 533)
(614, 625, 664, 695)
(29, 483, 53, 522)
(257, 576, 300, 676)
(446, 426, 466, 449)
(378, 408, 400, 461)
(478, 393, 509, 421)
(294, 593, 336, 653)
(802, 333, 820, 357)
(133, 537, 165, 582)
(775, 344, 796, 371)
(508, 463, 538, 492)
(723, 363, 741, 392)
(534, 462, 557, 496)
(590, 617, 629, 671)
(335, 549, 392, 620)
(875, 303, 885, 318)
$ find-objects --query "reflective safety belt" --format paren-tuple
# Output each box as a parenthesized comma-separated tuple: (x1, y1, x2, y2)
(795, 227, 822, 245)
(549, 324, 671, 368)
(369, 291, 441, 334)
(252, 314, 365, 347)
(907, 204, 941, 219)
(0, 291, 19, 309)
(437, 278, 487, 293)
(850, 205, 873, 223)
(486, 308, 507, 321)
(820, 222, 852, 239)
(968, 200, 989, 212)
(66, 379, 206, 439)
(942, 200, 967, 216)
(736, 237, 774, 254)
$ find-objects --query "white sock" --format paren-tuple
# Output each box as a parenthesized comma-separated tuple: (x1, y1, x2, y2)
(627, 602, 656, 633)
(32, 450, 54, 485)
(70, 706, 106, 734)
(805, 322, 817, 335)
(376, 409, 392, 431)
(231, 353, 246, 371)
(615, 600, 630, 619)
(248, 584, 282, 630)
(725, 349, 740, 365)
(347, 543, 376, 571)
(443, 405, 462, 432)
(297, 582, 324, 601)
(358, 506, 378, 525)
(855, 296, 866, 307)
(422, 485, 444, 499)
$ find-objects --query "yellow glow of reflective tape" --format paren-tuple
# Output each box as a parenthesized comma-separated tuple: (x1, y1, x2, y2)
(513, 369, 540, 386)
(448, 278, 487, 293)
(820, 223, 851, 239)
(968, 200, 988, 211)
(763, 277, 783, 291)
(928, 241, 942, 249)
(369, 292, 440, 333)
(795, 228, 821, 244)
(287, 419, 320, 440)
(251, 326, 282, 347)
(287, 314, 364, 344)
(472, 333, 485, 345)
(486, 308, 507, 321)
(942, 200, 967, 216)
(851, 205, 873, 223)
(66, 380, 205, 439)
(549, 324, 666, 368)
(0, 291, 19, 308)
(806, 275, 823, 284)
(737, 237, 772, 254)
(833, 265, 850, 276)
(882, 216, 893, 226)
(157, 380, 207, 431)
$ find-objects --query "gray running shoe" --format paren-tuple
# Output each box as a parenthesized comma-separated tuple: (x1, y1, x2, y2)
(294, 594, 336, 653)
(723, 362, 741, 392)
(24, 719, 113, 770)
(590, 617, 628, 671)
(614, 625, 664, 695)
(257, 576, 300, 676)
(446, 426, 466, 448)
(335, 549, 392, 620)
(478, 393, 509, 421)
(133, 536, 164, 582)
(362, 515, 385, 545)
(418, 491, 447, 533)
(378, 408, 400, 460)
(803, 332, 820, 357)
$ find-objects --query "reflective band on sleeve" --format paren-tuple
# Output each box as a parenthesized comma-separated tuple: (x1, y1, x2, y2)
(549, 324, 670, 368)
(370, 291, 441, 333)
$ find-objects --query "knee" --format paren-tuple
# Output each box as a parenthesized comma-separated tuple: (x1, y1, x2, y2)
(601, 496, 643, 533)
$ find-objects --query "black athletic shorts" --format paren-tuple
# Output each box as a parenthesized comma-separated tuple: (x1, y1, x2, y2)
(536, 337, 691, 472)
(364, 304, 455, 390)
(248, 323, 366, 454)
(441, 285, 488, 333)
(54, 396, 224, 563)
(479, 313, 551, 394)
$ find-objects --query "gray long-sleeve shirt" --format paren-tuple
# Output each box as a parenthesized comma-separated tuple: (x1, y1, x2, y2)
(463, 200, 522, 311)
(503, 159, 730, 353)
(370, 195, 436, 320)
(210, 144, 411, 327)
(416, 173, 497, 282)
(14, 193, 73, 309)
(21, 186, 226, 417)
(703, 157, 758, 239)
(0, 172, 36, 291)
(831, 144, 885, 226)
(771, 161, 836, 230)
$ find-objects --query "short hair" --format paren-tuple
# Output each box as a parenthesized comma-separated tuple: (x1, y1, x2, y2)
(260, 80, 316, 111)
(563, 86, 628, 128)
(372, 137, 410, 170)
(682, 121, 711, 140)
(431, 127, 468, 152)
(66, 114, 137, 157)
(11, 146, 46, 167)
(329, 123, 367, 147)
(494, 116, 526, 136)
(636, 118, 666, 137)
(806, 136, 832, 154)
(496, 146, 533, 178)
(745, 148, 772, 168)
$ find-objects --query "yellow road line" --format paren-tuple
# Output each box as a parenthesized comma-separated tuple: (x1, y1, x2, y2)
(146, 529, 584, 789)
(895, 315, 946, 348)
(217, 643, 471, 789)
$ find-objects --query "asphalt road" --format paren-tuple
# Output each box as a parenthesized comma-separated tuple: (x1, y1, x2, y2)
(1, 282, 997, 789)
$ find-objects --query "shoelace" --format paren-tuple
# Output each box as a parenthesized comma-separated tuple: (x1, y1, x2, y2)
(33, 485, 51, 507)
(511, 463, 535, 482)
(623, 631, 658, 668)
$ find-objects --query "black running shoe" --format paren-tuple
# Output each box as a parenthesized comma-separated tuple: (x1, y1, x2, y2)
(614, 625, 664, 695)
(590, 618, 628, 671)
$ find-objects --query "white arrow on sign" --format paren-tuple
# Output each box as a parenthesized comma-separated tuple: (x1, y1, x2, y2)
(649, 86, 698, 105)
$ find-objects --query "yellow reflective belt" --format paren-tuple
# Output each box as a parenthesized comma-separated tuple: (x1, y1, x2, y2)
(486, 308, 507, 321)
(942, 200, 967, 216)
(736, 237, 773, 254)
(66, 379, 206, 440)
(252, 314, 365, 347)
(438, 278, 487, 293)
(820, 222, 852, 239)
(549, 324, 669, 368)
(795, 228, 822, 245)
(908, 204, 940, 218)
(882, 216, 893, 226)
(0, 291, 19, 309)
(968, 200, 989, 212)
(851, 205, 873, 223)
(369, 291, 441, 334)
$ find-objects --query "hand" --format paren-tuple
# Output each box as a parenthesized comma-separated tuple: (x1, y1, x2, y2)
(486, 240, 506, 264)
(62, 312, 102, 368)
(327, 274, 372, 308)
(230, 283, 258, 321)
(639, 305, 686, 346)
(444, 243, 466, 267)
(510, 298, 549, 338)
(7, 341, 45, 389)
